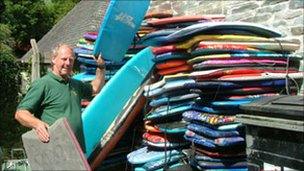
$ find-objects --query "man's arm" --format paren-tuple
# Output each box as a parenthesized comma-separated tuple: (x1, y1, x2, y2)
(15, 110, 50, 142)
(91, 57, 106, 95)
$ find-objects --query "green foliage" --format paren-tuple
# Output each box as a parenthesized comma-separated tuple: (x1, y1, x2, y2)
(0, 23, 27, 160)
(1, 0, 80, 57)
(1, 0, 56, 54)
(49, 0, 81, 23)
(0, 24, 15, 61)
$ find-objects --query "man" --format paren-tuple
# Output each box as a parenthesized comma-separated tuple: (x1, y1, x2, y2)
(15, 44, 105, 151)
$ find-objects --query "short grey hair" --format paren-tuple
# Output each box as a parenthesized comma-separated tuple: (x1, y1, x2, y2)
(52, 43, 74, 58)
(51, 43, 74, 65)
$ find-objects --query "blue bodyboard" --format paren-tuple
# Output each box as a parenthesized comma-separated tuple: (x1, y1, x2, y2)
(82, 48, 154, 157)
(93, 0, 150, 61)
(73, 72, 96, 82)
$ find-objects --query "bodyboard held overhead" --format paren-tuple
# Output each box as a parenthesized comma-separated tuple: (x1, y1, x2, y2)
(82, 47, 155, 158)
(92, 0, 150, 62)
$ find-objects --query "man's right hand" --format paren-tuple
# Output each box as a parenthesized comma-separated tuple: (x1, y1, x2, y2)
(15, 109, 51, 143)
(34, 121, 50, 143)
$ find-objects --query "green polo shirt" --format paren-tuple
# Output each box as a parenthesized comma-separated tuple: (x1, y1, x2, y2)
(17, 71, 92, 151)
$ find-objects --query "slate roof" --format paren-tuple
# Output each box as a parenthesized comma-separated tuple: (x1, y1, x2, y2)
(20, 0, 109, 64)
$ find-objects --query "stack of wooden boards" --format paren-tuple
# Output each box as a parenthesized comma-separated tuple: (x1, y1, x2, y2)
(127, 11, 303, 171)
(236, 95, 304, 170)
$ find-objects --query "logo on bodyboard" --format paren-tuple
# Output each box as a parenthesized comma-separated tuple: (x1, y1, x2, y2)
(115, 12, 135, 29)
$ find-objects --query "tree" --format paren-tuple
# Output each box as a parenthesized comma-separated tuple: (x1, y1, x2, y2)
(0, 23, 26, 160)
(0, 0, 4, 16)
(1, 1, 55, 56)
(1, 0, 80, 57)
(0, 24, 15, 60)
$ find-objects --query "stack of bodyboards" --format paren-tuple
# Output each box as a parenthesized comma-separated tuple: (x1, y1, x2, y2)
(73, 32, 131, 83)
(128, 12, 303, 171)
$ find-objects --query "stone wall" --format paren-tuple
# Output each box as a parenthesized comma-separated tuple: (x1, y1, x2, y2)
(149, 0, 304, 55)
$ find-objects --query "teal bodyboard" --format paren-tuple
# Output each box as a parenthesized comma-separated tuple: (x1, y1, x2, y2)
(93, 0, 150, 61)
(73, 72, 96, 82)
(82, 47, 155, 157)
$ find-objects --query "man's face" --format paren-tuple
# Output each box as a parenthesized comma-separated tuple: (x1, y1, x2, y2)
(52, 46, 75, 78)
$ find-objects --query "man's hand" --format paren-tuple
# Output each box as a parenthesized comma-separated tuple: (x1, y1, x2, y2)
(91, 54, 106, 95)
(34, 121, 50, 143)
(96, 54, 105, 70)
(15, 109, 51, 143)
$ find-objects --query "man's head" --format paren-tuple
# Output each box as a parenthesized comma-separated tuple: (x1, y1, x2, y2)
(51, 44, 75, 79)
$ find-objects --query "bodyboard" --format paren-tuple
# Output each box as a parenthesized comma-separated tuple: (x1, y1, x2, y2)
(92, 0, 150, 61)
(82, 47, 155, 158)
(166, 21, 282, 43)
(127, 146, 180, 165)
(73, 72, 96, 82)
(90, 92, 147, 169)
(197, 41, 300, 52)
(22, 118, 91, 171)
(218, 72, 304, 81)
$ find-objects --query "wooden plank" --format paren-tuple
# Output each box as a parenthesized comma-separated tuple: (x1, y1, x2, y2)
(247, 148, 304, 169)
(245, 124, 304, 170)
(236, 114, 304, 132)
(30, 39, 40, 82)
